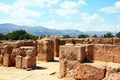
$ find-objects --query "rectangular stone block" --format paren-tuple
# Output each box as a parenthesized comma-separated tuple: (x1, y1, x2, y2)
(65, 38, 75, 45)
(113, 55, 120, 63)
(90, 38, 101, 44)
(15, 55, 23, 69)
(100, 38, 113, 44)
(37, 38, 54, 61)
(94, 44, 120, 63)
(0, 54, 3, 65)
(74, 38, 85, 44)
(74, 64, 105, 80)
(105, 62, 120, 80)
(59, 45, 86, 63)
(19, 46, 36, 56)
(54, 38, 60, 57)
(113, 38, 120, 45)
(22, 56, 36, 69)
(86, 44, 94, 61)
(59, 59, 67, 77)
(3, 54, 11, 67)
(94, 54, 113, 62)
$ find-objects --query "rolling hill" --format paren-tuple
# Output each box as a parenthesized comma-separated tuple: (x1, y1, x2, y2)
(0, 23, 113, 37)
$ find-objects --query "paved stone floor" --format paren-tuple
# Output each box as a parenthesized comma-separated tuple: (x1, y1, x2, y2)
(0, 57, 62, 80)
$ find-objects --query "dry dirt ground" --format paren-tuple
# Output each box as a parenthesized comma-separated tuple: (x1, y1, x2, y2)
(0, 57, 63, 80)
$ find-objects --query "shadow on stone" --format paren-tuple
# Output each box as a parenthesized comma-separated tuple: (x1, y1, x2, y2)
(50, 60, 59, 62)
(26, 66, 48, 71)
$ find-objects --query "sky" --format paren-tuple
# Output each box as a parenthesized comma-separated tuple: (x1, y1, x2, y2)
(0, 0, 120, 32)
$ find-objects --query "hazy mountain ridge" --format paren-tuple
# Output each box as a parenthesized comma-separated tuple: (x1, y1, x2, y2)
(0, 23, 113, 37)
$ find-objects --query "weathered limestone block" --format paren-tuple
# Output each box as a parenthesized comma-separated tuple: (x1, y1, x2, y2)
(100, 38, 113, 44)
(113, 38, 120, 45)
(113, 55, 120, 63)
(11, 48, 19, 66)
(59, 45, 86, 62)
(22, 50, 36, 69)
(94, 44, 113, 62)
(37, 38, 54, 61)
(65, 38, 75, 45)
(59, 59, 67, 77)
(23, 40, 37, 46)
(86, 44, 94, 61)
(84, 38, 91, 44)
(3, 45, 13, 54)
(104, 62, 120, 80)
(15, 55, 23, 69)
(74, 38, 85, 44)
(60, 39, 66, 45)
(54, 38, 60, 57)
(0, 54, 3, 65)
(90, 38, 101, 44)
(94, 44, 120, 63)
(59, 59, 80, 77)
(3, 54, 11, 67)
(11, 41, 24, 48)
(18, 48, 26, 57)
(74, 64, 105, 80)
(19, 46, 36, 56)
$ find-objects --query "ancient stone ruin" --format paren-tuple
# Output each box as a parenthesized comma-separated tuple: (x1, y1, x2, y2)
(0, 37, 120, 80)
(59, 38, 120, 80)
(0, 40, 37, 69)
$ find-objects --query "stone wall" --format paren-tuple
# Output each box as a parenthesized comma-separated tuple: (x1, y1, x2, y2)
(0, 41, 37, 69)
(53, 37, 66, 57)
(59, 37, 120, 80)
(37, 38, 54, 61)
(94, 44, 120, 63)
(59, 45, 86, 77)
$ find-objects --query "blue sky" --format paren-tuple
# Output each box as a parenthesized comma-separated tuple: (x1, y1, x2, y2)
(0, 0, 120, 32)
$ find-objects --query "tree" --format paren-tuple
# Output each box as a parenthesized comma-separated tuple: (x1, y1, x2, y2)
(0, 33, 6, 40)
(78, 34, 89, 38)
(92, 34, 98, 38)
(63, 34, 72, 38)
(116, 32, 120, 38)
(102, 32, 114, 38)
(5, 30, 37, 40)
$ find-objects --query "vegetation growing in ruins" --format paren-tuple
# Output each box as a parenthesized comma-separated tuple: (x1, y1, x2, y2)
(101, 32, 114, 38)
(78, 34, 89, 38)
(40, 35, 50, 38)
(0, 33, 6, 40)
(116, 32, 120, 38)
(92, 34, 98, 38)
(63, 34, 73, 38)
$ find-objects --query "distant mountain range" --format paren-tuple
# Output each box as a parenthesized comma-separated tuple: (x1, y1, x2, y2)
(0, 23, 114, 37)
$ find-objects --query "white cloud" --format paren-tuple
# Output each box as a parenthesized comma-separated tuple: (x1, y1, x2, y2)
(0, 2, 41, 19)
(0, 18, 37, 26)
(56, 9, 79, 16)
(99, 1, 120, 14)
(41, 20, 82, 30)
(99, 7, 118, 14)
(0, 3, 10, 14)
(0, 1, 42, 26)
(60, 1, 79, 9)
(78, 0, 86, 5)
(115, 1, 120, 9)
(13, 0, 60, 8)
(80, 13, 105, 23)
(55, 0, 86, 16)
(10, 8, 41, 19)
(40, 20, 120, 32)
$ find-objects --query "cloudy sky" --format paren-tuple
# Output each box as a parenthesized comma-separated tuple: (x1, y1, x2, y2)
(0, 0, 120, 32)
